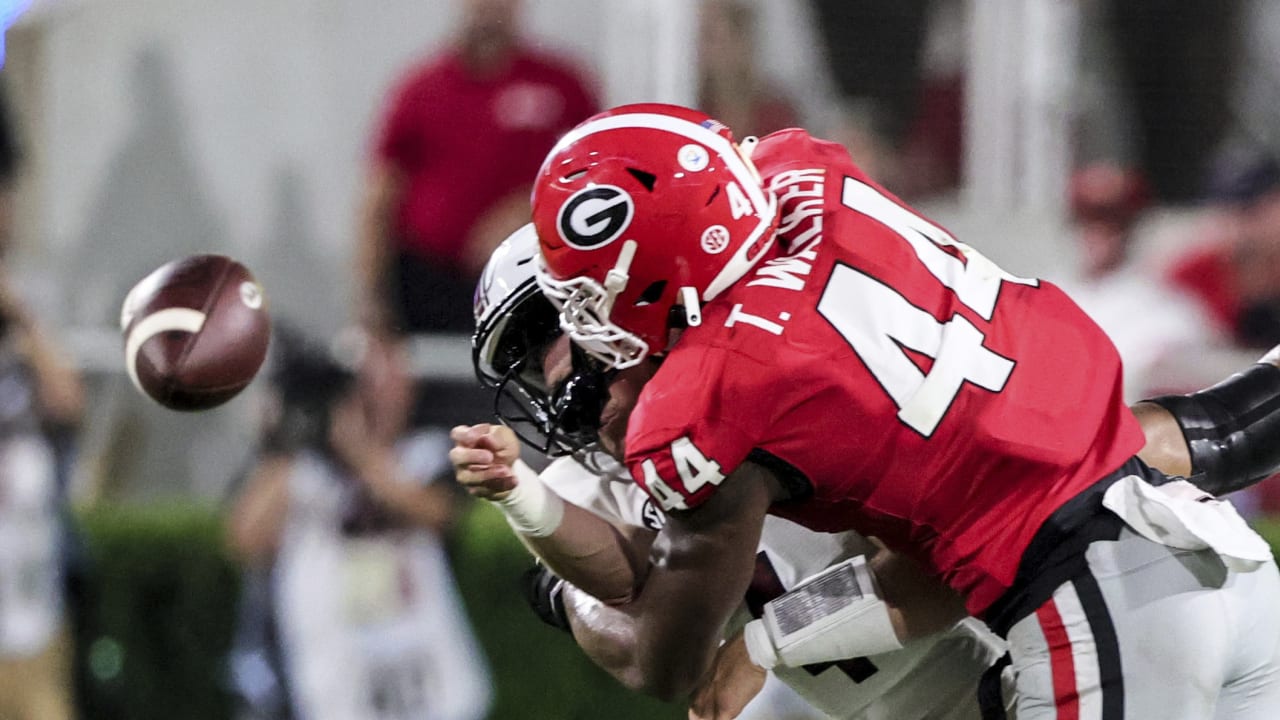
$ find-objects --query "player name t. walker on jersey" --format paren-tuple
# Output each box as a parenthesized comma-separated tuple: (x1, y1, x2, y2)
(532, 103, 1280, 719)
(625, 128, 1144, 617)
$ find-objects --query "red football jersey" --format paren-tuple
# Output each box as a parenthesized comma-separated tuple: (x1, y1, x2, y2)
(625, 129, 1146, 617)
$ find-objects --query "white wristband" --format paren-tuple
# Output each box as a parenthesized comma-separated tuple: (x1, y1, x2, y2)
(496, 460, 565, 537)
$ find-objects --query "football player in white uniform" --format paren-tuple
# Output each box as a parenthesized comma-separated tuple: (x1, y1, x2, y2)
(455, 224, 1280, 719)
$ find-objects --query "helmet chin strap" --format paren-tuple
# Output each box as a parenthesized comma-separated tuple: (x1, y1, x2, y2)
(679, 286, 702, 327)
(606, 240, 702, 328)
(604, 239, 637, 304)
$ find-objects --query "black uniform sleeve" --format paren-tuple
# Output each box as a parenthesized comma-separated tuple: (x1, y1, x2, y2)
(1145, 363, 1280, 495)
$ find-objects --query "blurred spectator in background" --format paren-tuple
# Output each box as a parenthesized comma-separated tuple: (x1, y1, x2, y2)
(808, 0, 962, 201)
(0, 274, 83, 720)
(0, 75, 84, 720)
(1168, 152, 1280, 518)
(822, 99, 896, 187)
(1054, 162, 1219, 401)
(355, 0, 597, 336)
(1103, 0, 1238, 202)
(696, 0, 798, 138)
(893, 0, 965, 200)
(225, 328, 490, 720)
(1168, 152, 1280, 349)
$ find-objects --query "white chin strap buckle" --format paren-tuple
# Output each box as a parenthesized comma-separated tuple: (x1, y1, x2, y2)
(680, 286, 702, 327)
(604, 240, 637, 299)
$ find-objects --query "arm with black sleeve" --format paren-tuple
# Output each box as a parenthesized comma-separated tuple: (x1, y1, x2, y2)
(1140, 346, 1280, 495)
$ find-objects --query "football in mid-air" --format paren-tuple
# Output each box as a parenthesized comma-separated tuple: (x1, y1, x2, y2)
(120, 254, 271, 411)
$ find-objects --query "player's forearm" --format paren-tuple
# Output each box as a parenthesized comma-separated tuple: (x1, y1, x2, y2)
(482, 457, 649, 603)
(517, 500, 646, 605)
(536, 514, 757, 703)
(618, 468, 773, 702)
(1133, 401, 1193, 478)
(520, 563, 650, 688)
(869, 546, 967, 641)
(562, 584, 651, 692)
(623, 521, 765, 701)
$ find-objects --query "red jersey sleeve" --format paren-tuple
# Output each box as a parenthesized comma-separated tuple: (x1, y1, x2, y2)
(625, 344, 763, 511)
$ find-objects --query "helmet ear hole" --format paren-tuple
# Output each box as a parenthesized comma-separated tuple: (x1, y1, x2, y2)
(627, 168, 657, 191)
(635, 280, 667, 307)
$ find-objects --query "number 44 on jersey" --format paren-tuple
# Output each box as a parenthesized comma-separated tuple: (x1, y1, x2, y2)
(821, 178, 1038, 437)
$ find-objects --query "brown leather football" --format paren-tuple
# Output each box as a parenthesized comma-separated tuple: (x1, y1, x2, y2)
(120, 254, 271, 411)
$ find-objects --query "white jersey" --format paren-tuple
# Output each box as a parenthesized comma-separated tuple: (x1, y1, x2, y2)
(540, 457, 1007, 720)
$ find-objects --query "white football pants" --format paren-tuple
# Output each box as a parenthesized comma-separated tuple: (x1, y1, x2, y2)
(1006, 527, 1280, 719)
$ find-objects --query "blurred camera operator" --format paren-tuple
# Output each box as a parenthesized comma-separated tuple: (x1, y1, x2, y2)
(226, 328, 490, 720)
(0, 73, 84, 720)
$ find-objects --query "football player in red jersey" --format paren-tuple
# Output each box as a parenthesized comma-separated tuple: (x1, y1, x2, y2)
(519, 104, 1280, 718)
(457, 224, 1280, 719)
(462, 226, 1009, 720)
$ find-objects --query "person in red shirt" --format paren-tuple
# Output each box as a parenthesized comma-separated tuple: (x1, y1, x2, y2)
(523, 104, 1280, 717)
(355, 0, 597, 335)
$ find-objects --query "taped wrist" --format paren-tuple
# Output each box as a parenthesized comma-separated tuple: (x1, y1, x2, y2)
(742, 556, 902, 670)
(496, 460, 565, 537)
(520, 563, 571, 633)
(1146, 362, 1280, 495)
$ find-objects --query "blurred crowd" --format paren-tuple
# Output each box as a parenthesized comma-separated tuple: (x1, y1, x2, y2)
(1, 0, 1280, 717)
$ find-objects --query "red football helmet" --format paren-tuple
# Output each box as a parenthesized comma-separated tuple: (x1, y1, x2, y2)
(532, 103, 778, 369)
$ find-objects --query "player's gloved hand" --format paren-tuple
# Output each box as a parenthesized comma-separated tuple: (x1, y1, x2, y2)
(688, 629, 767, 720)
(520, 562, 571, 633)
(449, 423, 522, 500)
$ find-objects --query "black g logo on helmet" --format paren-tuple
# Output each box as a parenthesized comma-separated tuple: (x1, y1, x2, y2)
(557, 185, 634, 250)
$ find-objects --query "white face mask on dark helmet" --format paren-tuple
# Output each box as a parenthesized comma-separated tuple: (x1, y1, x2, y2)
(472, 223, 613, 462)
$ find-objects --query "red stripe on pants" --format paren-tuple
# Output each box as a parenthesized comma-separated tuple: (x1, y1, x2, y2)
(1036, 600, 1080, 719)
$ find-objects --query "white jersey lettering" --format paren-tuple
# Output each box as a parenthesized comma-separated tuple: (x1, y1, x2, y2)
(725, 303, 787, 335)
(748, 250, 818, 291)
(840, 177, 1036, 320)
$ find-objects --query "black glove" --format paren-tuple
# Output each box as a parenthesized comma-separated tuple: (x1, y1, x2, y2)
(520, 562, 572, 633)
